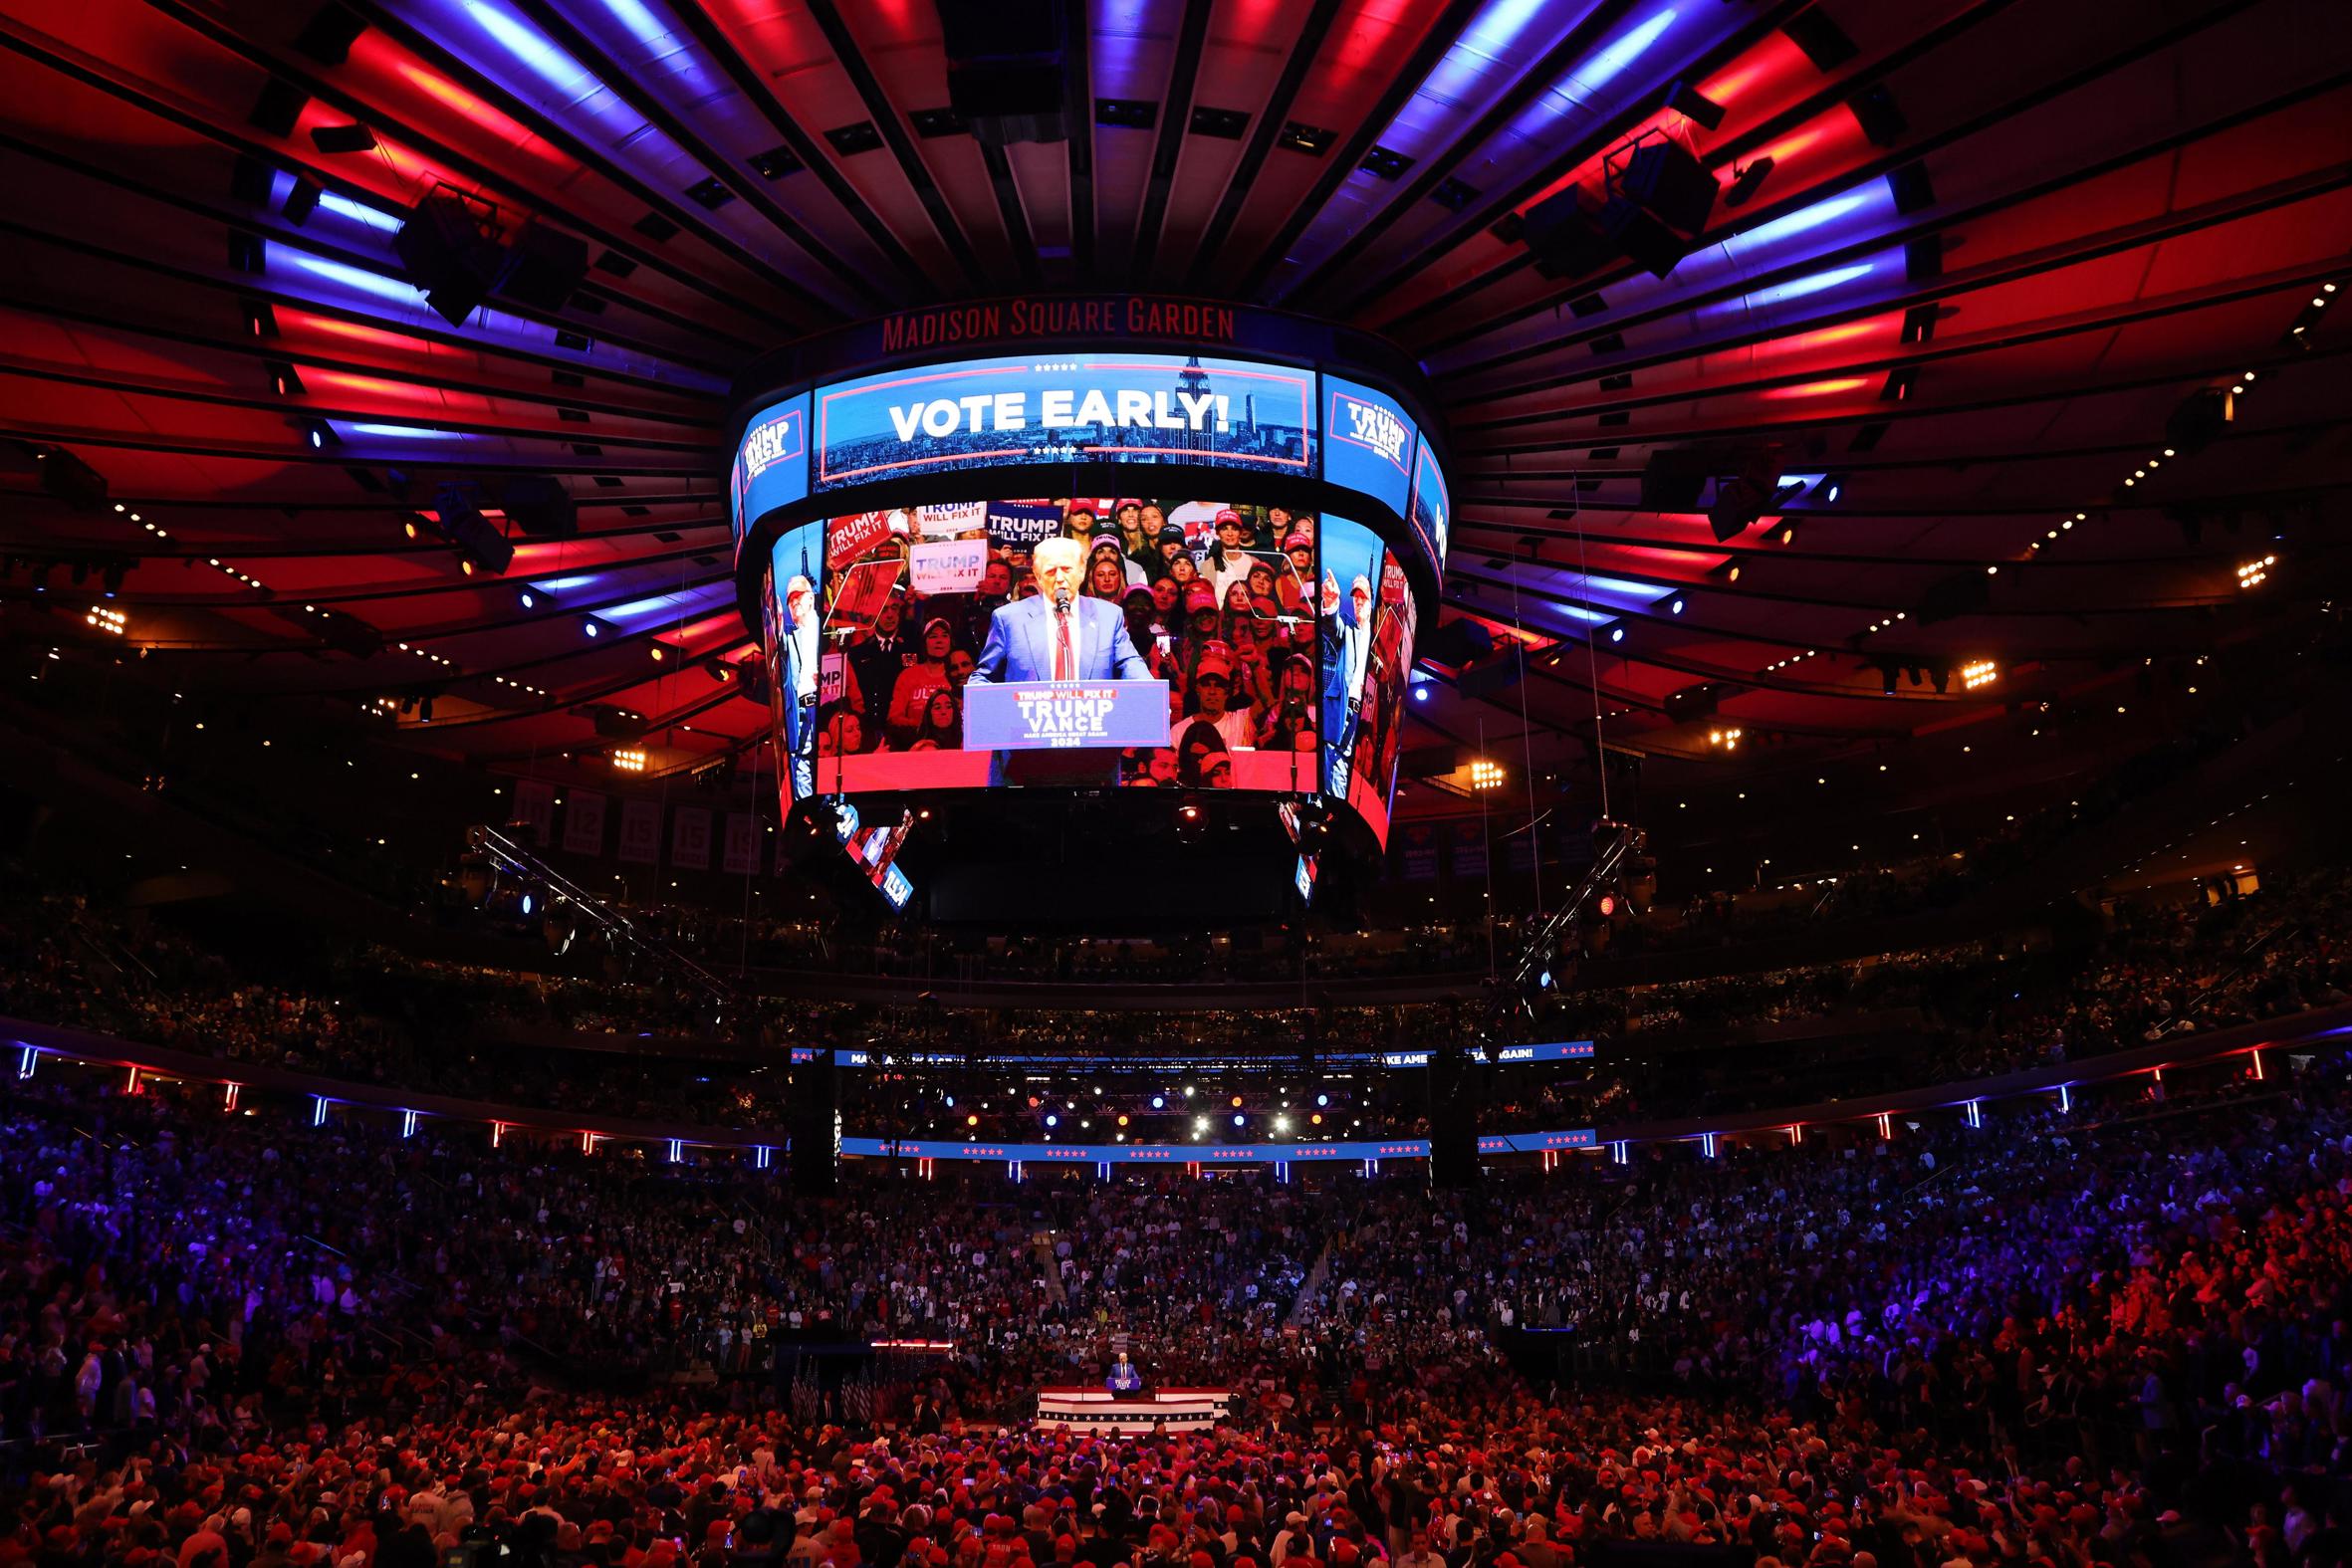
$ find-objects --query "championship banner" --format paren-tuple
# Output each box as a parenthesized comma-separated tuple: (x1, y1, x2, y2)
(963, 680, 1171, 751)
(909, 537, 987, 593)
(510, 778, 554, 846)
(563, 788, 607, 856)
(985, 501, 1062, 550)
(1400, 822, 1441, 881)
(616, 799, 662, 865)
(671, 805, 712, 871)
(722, 811, 761, 875)
(825, 510, 892, 570)
(1506, 831, 1537, 874)
(1451, 820, 1488, 879)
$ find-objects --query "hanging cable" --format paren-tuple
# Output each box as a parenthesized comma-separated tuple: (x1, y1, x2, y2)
(1510, 555, 1545, 919)
(1571, 490, 1610, 821)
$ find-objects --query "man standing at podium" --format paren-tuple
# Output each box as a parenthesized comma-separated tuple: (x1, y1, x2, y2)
(967, 536, 1152, 686)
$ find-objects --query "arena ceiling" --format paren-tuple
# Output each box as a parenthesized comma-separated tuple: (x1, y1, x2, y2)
(1, 0, 2348, 831)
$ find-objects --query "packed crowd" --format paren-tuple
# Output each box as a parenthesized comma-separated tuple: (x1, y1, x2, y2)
(3, 1053, 2350, 1568)
(3, 866, 2348, 1139)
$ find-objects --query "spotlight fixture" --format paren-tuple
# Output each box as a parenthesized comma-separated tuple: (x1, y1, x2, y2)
(1662, 79, 1726, 130)
(394, 188, 507, 328)
(85, 604, 128, 636)
(309, 122, 378, 153)
(610, 748, 647, 773)
(282, 176, 322, 225)
(1706, 445, 1786, 542)
(1467, 758, 1506, 790)
(2235, 555, 2276, 589)
(1721, 156, 1774, 209)
(1960, 659, 1999, 690)
(1706, 727, 1744, 750)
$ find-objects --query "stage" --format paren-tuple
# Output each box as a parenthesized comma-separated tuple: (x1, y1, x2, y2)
(1033, 1386, 1232, 1433)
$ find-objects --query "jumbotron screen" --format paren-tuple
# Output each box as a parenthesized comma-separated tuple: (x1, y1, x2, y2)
(738, 322, 1447, 857)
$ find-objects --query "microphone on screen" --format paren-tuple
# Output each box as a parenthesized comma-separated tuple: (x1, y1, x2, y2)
(1053, 587, 1072, 612)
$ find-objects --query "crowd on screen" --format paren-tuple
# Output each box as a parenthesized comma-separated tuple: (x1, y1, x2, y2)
(809, 499, 1335, 786)
(2, 1051, 2350, 1568)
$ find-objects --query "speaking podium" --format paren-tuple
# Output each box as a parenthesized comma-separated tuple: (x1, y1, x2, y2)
(963, 678, 1169, 785)
(1035, 1386, 1232, 1434)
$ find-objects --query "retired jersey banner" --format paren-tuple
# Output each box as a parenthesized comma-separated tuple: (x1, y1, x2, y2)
(617, 799, 662, 865)
(671, 805, 712, 871)
(563, 788, 607, 856)
(722, 812, 762, 875)
(510, 778, 554, 846)
(1400, 822, 1441, 881)
(1451, 820, 1488, 879)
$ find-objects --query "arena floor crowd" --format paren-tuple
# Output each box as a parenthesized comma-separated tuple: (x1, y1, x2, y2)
(4, 1043, 2349, 1568)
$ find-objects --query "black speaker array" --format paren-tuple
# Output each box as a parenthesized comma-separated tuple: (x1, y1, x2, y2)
(790, 1048, 839, 1197)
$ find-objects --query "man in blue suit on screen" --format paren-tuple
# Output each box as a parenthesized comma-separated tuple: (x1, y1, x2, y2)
(967, 536, 1152, 684)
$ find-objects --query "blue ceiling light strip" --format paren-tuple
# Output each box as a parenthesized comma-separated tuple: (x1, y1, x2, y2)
(1552, 6, 1681, 105)
(1721, 187, 1889, 256)
(332, 420, 472, 441)
(269, 169, 407, 236)
(284, 251, 429, 307)
(1432, 183, 1902, 380)
(600, 0, 675, 51)
(1502, 5, 1687, 143)
(418, 0, 776, 263)
(277, 253, 565, 348)
(458, 0, 599, 98)
(1378, 0, 1609, 167)
(1088, 0, 1165, 101)
(1690, 248, 1903, 328)
(596, 580, 735, 623)
(1739, 260, 1878, 308)
(1484, 560, 1676, 616)
(267, 241, 730, 393)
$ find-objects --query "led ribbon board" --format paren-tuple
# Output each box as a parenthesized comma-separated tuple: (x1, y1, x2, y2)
(812, 352, 1316, 490)
(732, 392, 809, 544)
